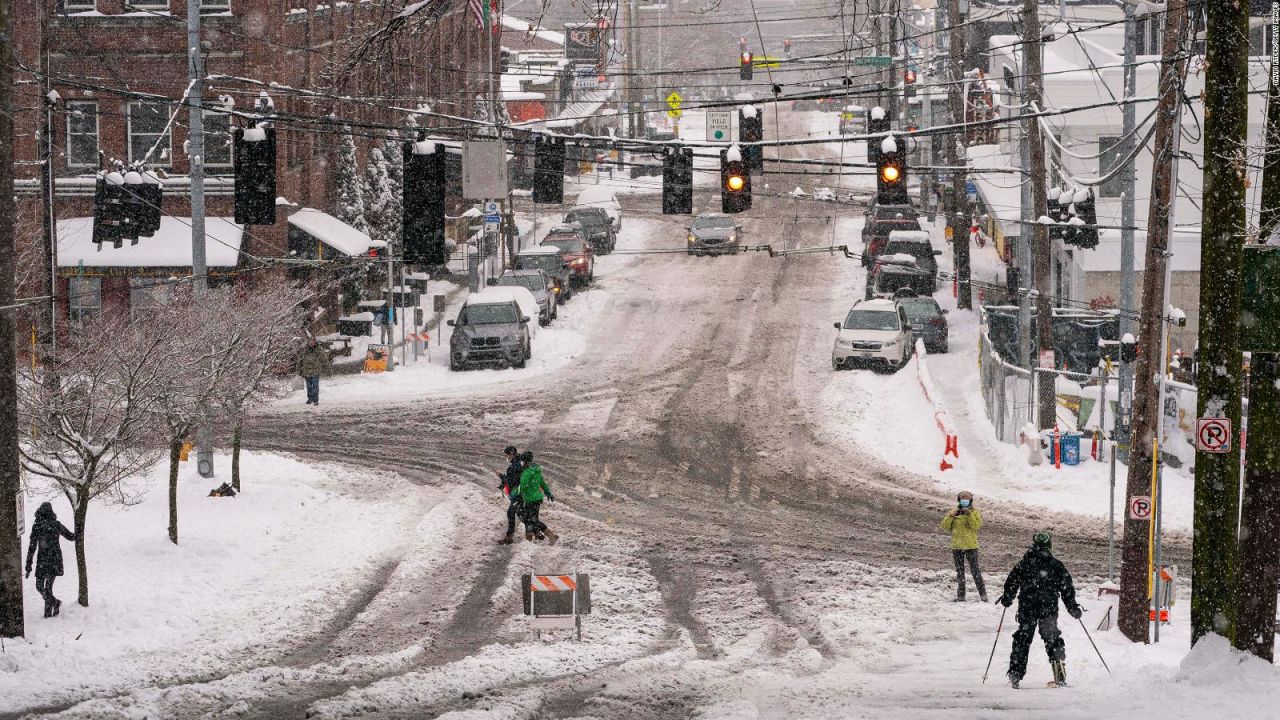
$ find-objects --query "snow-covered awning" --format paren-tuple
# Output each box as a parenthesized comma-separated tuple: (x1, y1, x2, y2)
(288, 208, 385, 257)
(56, 216, 244, 268)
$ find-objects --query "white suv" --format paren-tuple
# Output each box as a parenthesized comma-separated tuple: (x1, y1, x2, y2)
(831, 298, 913, 371)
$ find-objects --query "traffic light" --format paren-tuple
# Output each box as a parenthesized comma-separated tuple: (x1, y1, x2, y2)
(1120, 334, 1138, 363)
(533, 135, 566, 204)
(1006, 266, 1020, 296)
(1072, 188, 1099, 249)
(876, 133, 908, 204)
(1046, 187, 1064, 241)
(403, 137, 448, 265)
(904, 69, 917, 99)
(135, 170, 163, 238)
(721, 146, 751, 214)
(783, 39, 792, 58)
(739, 105, 763, 174)
(92, 171, 128, 247)
(233, 125, 277, 226)
(867, 106, 889, 165)
(740, 52, 754, 81)
(662, 146, 694, 214)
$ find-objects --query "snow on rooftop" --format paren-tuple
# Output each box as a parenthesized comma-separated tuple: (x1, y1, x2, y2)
(288, 208, 377, 257)
(518, 246, 563, 256)
(500, 14, 566, 46)
(56, 216, 244, 268)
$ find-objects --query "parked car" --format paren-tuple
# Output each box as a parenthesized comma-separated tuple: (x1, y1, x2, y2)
(542, 224, 595, 286)
(496, 269, 558, 326)
(514, 246, 573, 301)
(448, 290, 534, 371)
(867, 253, 936, 300)
(895, 290, 949, 353)
(831, 298, 913, 371)
(861, 202, 922, 267)
(564, 207, 616, 254)
(882, 229, 941, 280)
(575, 186, 622, 232)
(687, 213, 742, 255)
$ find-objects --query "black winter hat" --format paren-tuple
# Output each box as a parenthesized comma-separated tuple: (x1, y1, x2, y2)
(504, 445, 518, 456)
(519, 450, 534, 463)
(1033, 531, 1052, 550)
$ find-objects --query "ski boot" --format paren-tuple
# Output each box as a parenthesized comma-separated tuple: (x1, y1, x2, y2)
(1048, 659, 1067, 687)
(525, 532, 536, 542)
(1007, 673, 1021, 689)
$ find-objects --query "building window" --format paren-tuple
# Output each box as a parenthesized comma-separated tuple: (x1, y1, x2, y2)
(203, 111, 233, 171)
(129, 278, 173, 319)
(68, 277, 102, 326)
(124, 0, 169, 11)
(1097, 135, 1124, 199)
(66, 101, 99, 168)
(62, 0, 95, 11)
(201, 0, 231, 12)
(128, 101, 172, 166)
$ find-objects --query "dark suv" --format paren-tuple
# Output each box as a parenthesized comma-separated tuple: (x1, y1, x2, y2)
(542, 224, 595, 286)
(563, 207, 616, 255)
(514, 247, 573, 301)
(447, 296, 531, 370)
(861, 203, 922, 267)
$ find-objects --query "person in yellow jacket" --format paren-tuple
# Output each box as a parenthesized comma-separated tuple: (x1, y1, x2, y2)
(941, 490, 987, 602)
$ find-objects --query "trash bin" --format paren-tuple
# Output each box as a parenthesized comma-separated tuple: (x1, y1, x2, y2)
(1062, 433, 1082, 466)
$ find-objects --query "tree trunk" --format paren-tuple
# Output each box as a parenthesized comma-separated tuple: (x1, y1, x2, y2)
(74, 490, 89, 607)
(1194, 0, 1249, 645)
(168, 438, 181, 545)
(1118, 0, 1190, 644)
(1236, 353, 1280, 661)
(231, 419, 242, 492)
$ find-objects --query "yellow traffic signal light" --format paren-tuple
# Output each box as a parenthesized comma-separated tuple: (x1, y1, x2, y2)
(880, 164, 901, 184)
(727, 173, 746, 191)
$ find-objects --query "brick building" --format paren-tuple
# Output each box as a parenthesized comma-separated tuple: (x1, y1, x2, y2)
(11, 0, 495, 326)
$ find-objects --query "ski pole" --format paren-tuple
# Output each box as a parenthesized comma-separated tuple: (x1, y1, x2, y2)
(1077, 616, 1111, 674)
(982, 605, 1007, 683)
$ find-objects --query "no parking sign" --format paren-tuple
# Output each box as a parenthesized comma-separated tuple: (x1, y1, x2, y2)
(1195, 417, 1232, 454)
(1128, 496, 1152, 522)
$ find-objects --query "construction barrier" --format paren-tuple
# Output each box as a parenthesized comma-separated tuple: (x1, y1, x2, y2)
(522, 572, 591, 640)
(915, 340, 960, 471)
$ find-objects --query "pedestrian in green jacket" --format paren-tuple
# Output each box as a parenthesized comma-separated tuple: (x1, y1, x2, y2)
(514, 451, 559, 544)
(941, 490, 987, 602)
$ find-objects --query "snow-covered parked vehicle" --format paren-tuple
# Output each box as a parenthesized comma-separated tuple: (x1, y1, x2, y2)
(495, 269, 558, 326)
(447, 288, 537, 371)
(831, 298, 913, 371)
(514, 246, 573, 301)
(575, 186, 622, 232)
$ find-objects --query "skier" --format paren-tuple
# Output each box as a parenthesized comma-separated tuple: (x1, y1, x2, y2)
(997, 532, 1082, 688)
(513, 451, 558, 545)
(295, 337, 332, 406)
(494, 445, 524, 545)
(25, 502, 77, 618)
(941, 490, 986, 602)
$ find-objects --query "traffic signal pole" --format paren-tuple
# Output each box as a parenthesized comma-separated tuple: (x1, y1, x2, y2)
(188, 0, 216, 479)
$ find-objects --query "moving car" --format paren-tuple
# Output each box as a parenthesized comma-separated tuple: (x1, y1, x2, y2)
(896, 290, 949, 353)
(861, 203, 922, 267)
(514, 246, 573, 301)
(564, 207, 616, 255)
(832, 298, 914, 371)
(867, 253, 936, 300)
(542, 224, 595, 286)
(448, 290, 534, 371)
(687, 213, 742, 255)
(495, 269, 558, 326)
(575, 186, 622, 232)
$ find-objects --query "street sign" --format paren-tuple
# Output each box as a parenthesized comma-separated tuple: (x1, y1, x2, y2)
(666, 91, 682, 110)
(1039, 349, 1056, 370)
(463, 141, 507, 200)
(482, 199, 500, 215)
(707, 110, 733, 142)
(853, 56, 893, 67)
(433, 294, 446, 313)
(1195, 417, 1232, 454)
(1128, 495, 1152, 521)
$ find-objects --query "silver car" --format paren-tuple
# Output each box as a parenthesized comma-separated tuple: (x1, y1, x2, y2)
(495, 269, 558, 326)
(687, 213, 743, 256)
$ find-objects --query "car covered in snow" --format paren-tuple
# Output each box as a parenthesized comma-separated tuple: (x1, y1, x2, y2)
(574, 186, 622, 232)
(867, 253, 936, 300)
(686, 213, 743, 255)
(495, 269, 558, 326)
(831, 298, 913, 371)
(860, 202, 922, 267)
(541, 224, 595, 286)
(896, 291, 949, 354)
(563, 207, 616, 255)
(882, 229, 941, 280)
(514, 246, 573, 301)
(447, 289, 536, 371)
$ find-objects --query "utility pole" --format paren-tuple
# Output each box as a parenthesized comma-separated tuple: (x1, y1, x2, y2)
(630, 0, 642, 139)
(0, 0, 27, 640)
(188, 0, 214, 478)
(949, 0, 971, 310)
(1115, 0, 1137, 456)
(1118, 0, 1189, 644)
(1193, 0, 1249, 646)
(871, 0, 883, 109)
(38, 6, 57, 366)
(1023, 0, 1053, 429)
(1233, 3, 1280, 662)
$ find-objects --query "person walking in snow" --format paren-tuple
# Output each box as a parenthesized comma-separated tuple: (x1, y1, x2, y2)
(513, 451, 558, 545)
(941, 490, 987, 602)
(25, 502, 76, 618)
(495, 445, 525, 545)
(296, 337, 332, 406)
(997, 532, 1082, 688)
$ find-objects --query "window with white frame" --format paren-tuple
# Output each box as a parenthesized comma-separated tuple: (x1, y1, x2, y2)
(201, 0, 231, 12)
(66, 101, 99, 168)
(128, 101, 172, 166)
(62, 0, 96, 12)
(203, 112, 233, 171)
(128, 278, 174, 319)
(69, 277, 102, 326)
(124, 0, 169, 11)
(1098, 135, 1124, 199)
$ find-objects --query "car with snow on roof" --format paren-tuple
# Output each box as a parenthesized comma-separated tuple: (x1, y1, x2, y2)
(447, 288, 537, 371)
(514, 246, 573, 301)
(831, 298, 914, 372)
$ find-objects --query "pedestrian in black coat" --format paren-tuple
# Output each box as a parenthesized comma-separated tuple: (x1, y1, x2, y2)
(25, 502, 77, 618)
(494, 446, 525, 544)
(998, 532, 1082, 688)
